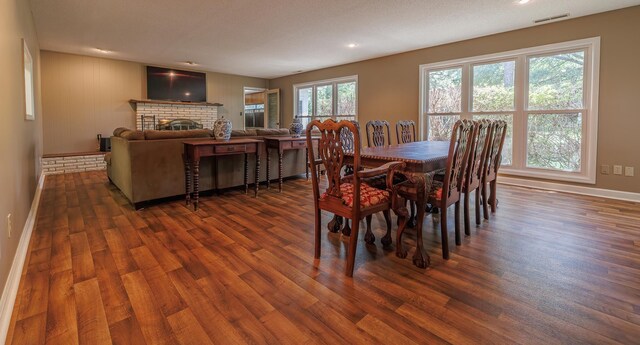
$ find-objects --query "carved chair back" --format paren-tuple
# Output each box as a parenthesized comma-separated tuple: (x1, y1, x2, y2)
(340, 121, 361, 153)
(396, 120, 416, 144)
(441, 119, 474, 205)
(464, 120, 491, 191)
(340, 121, 361, 176)
(484, 120, 508, 183)
(365, 120, 391, 147)
(307, 119, 362, 205)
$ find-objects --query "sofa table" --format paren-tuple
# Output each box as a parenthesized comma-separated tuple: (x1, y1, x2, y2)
(264, 136, 318, 192)
(183, 138, 262, 210)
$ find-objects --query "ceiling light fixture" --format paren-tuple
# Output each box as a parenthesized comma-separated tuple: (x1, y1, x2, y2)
(95, 48, 111, 53)
(518, 0, 530, 4)
(185, 61, 197, 65)
(347, 43, 359, 48)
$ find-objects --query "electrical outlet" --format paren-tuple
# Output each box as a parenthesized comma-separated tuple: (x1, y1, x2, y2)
(613, 165, 623, 175)
(7, 213, 12, 238)
(625, 166, 635, 177)
(601, 165, 610, 175)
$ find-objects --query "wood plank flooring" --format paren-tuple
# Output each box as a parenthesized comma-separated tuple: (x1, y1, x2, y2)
(6, 171, 640, 344)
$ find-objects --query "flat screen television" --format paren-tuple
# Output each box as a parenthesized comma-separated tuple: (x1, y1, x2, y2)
(146, 66, 206, 102)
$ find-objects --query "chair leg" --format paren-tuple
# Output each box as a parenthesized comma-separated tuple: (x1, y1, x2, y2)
(490, 180, 498, 213)
(314, 208, 321, 259)
(454, 201, 461, 246)
(342, 218, 351, 237)
(407, 201, 417, 228)
(440, 207, 450, 260)
(345, 218, 360, 277)
(475, 188, 481, 225)
(482, 182, 489, 220)
(327, 215, 342, 233)
(463, 191, 471, 236)
(381, 210, 392, 246)
(364, 215, 375, 244)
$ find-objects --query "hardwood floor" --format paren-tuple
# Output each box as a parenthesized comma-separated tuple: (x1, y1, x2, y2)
(6, 171, 640, 344)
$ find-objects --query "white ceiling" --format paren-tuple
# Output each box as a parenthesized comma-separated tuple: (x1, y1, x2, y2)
(29, 0, 640, 79)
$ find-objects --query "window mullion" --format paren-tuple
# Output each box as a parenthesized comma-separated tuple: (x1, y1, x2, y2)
(461, 63, 471, 120)
(332, 82, 338, 118)
(513, 55, 527, 170)
(312, 86, 317, 121)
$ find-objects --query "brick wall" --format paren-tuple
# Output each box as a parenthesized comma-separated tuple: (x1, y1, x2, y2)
(41, 153, 107, 175)
(135, 102, 218, 130)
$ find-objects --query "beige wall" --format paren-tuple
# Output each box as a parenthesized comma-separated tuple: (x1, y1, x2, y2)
(269, 6, 640, 194)
(0, 0, 43, 302)
(41, 51, 267, 154)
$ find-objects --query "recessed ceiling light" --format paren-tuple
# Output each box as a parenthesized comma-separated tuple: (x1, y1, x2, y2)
(347, 43, 359, 48)
(95, 48, 112, 53)
(185, 61, 197, 65)
(518, 0, 530, 4)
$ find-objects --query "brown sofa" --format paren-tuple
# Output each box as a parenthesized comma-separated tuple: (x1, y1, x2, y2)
(106, 128, 308, 208)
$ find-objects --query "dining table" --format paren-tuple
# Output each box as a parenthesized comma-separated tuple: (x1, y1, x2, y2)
(346, 140, 450, 268)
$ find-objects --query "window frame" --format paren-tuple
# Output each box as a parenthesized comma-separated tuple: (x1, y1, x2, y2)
(293, 75, 358, 125)
(419, 37, 600, 184)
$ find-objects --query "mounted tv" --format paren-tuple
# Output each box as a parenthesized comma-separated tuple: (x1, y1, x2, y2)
(146, 66, 206, 102)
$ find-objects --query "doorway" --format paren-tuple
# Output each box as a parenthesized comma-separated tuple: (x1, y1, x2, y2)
(243, 87, 280, 129)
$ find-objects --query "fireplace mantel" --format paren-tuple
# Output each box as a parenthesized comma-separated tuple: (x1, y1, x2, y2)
(128, 99, 223, 110)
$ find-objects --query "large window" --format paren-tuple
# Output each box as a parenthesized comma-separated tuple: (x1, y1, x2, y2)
(294, 76, 358, 127)
(420, 38, 600, 183)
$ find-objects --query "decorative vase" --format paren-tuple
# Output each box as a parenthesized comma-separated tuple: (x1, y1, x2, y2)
(289, 116, 304, 138)
(213, 116, 232, 140)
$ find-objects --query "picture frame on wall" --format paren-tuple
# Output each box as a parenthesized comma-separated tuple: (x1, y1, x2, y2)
(23, 39, 35, 121)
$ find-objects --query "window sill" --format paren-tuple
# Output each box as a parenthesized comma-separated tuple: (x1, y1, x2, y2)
(499, 167, 595, 185)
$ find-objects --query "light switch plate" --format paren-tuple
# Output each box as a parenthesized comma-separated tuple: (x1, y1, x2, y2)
(601, 165, 610, 175)
(613, 165, 623, 175)
(625, 166, 634, 177)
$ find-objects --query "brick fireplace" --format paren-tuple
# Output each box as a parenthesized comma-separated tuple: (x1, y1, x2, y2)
(129, 99, 223, 130)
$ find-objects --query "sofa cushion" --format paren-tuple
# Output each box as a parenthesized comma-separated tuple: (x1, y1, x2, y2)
(113, 127, 128, 137)
(121, 129, 145, 140)
(103, 152, 112, 165)
(256, 128, 291, 136)
(144, 129, 212, 140)
(231, 129, 258, 137)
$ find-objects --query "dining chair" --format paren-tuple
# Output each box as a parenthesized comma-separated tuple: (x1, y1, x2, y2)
(327, 121, 361, 236)
(395, 120, 418, 227)
(396, 120, 416, 144)
(482, 120, 508, 220)
(427, 119, 474, 259)
(462, 120, 491, 235)
(365, 120, 391, 147)
(306, 119, 405, 276)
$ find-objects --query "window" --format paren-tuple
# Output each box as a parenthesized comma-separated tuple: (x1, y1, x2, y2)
(294, 76, 358, 127)
(420, 38, 600, 183)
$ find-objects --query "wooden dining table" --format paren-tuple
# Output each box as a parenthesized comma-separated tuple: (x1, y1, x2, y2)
(347, 140, 450, 268)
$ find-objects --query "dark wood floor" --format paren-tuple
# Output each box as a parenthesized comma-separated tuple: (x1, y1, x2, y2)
(6, 171, 640, 344)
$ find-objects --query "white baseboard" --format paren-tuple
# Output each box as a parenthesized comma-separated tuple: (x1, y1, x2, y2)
(498, 176, 640, 203)
(0, 173, 46, 344)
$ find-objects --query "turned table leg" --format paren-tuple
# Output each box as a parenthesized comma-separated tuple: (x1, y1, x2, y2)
(193, 159, 200, 210)
(278, 150, 283, 192)
(183, 154, 191, 205)
(244, 153, 249, 194)
(255, 150, 260, 197)
(305, 148, 309, 180)
(266, 149, 271, 189)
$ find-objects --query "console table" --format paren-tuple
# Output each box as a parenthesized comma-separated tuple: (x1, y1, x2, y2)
(264, 136, 318, 192)
(183, 139, 262, 210)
